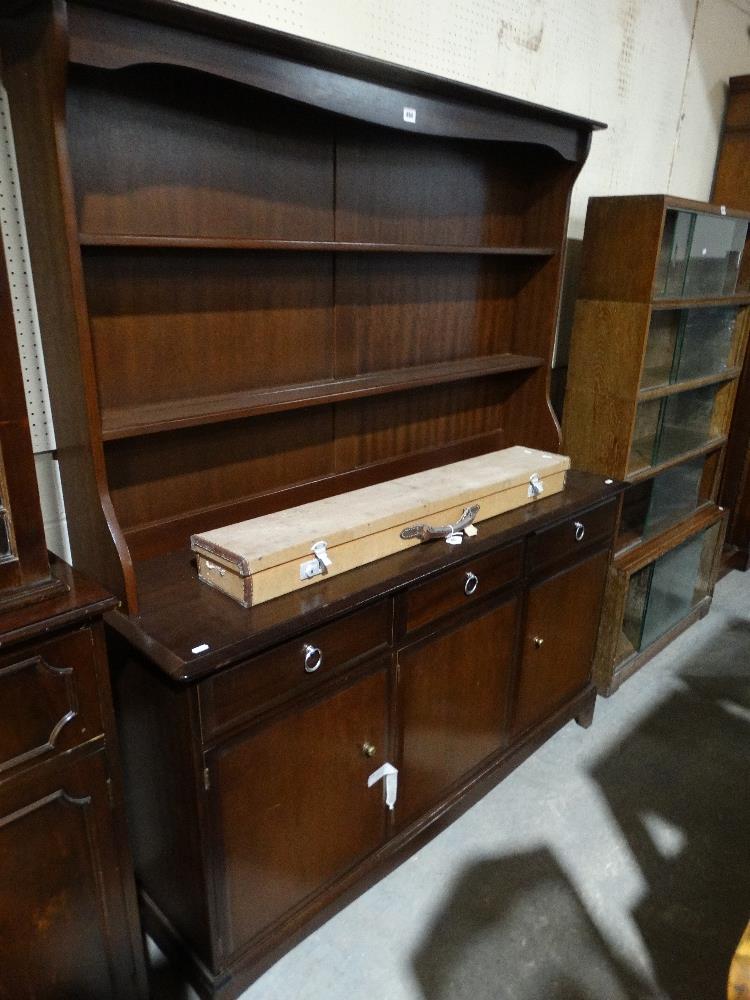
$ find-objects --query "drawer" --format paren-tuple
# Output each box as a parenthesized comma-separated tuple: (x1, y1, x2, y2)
(200, 600, 392, 741)
(401, 541, 523, 635)
(0, 628, 103, 778)
(527, 499, 618, 574)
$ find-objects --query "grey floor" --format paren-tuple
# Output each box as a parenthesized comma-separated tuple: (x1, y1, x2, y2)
(150, 569, 750, 1000)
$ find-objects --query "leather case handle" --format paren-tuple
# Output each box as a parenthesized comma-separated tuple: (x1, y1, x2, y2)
(400, 504, 480, 542)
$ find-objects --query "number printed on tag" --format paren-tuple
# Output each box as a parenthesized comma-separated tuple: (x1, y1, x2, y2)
(403, 107, 416, 123)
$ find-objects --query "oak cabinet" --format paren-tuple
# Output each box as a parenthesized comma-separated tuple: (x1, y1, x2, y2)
(563, 194, 749, 694)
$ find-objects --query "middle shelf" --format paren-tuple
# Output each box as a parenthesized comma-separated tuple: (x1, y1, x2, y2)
(100, 353, 544, 441)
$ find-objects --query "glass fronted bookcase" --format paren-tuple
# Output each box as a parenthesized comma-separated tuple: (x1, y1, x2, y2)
(563, 196, 749, 694)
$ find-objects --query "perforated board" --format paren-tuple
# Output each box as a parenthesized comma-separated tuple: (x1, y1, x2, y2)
(0, 82, 56, 454)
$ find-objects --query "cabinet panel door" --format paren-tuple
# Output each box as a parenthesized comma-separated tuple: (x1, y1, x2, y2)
(512, 551, 609, 737)
(0, 751, 143, 1000)
(209, 666, 389, 955)
(397, 597, 518, 827)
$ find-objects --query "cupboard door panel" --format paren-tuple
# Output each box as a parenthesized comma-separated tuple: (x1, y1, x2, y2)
(210, 667, 389, 954)
(512, 551, 608, 737)
(397, 598, 518, 827)
(0, 752, 140, 1000)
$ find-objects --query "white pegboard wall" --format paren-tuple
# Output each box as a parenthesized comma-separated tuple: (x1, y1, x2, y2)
(0, 81, 56, 454)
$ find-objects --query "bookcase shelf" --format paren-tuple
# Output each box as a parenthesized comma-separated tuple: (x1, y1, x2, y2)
(79, 233, 558, 256)
(100, 353, 544, 441)
(563, 194, 750, 694)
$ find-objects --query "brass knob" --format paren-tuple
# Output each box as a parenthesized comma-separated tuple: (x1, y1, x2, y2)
(533, 636, 544, 648)
(361, 742, 376, 758)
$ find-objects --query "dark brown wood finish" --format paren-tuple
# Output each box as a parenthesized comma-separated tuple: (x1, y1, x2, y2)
(0, 559, 147, 999)
(512, 549, 609, 735)
(107, 472, 620, 998)
(1, 0, 601, 613)
(713, 75, 750, 570)
(397, 596, 518, 826)
(1, 3, 613, 996)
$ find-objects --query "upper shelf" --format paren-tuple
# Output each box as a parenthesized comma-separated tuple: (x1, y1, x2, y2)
(79, 234, 557, 256)
(101, 353, 544, 442)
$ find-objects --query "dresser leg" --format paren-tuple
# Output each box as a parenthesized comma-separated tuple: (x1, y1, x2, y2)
(574, 690, 596, 729)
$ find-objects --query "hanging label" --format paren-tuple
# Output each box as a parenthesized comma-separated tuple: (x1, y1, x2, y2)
(368, 762, 399, 810)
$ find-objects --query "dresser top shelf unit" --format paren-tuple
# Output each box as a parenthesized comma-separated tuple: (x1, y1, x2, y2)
(2, 0, 602, 615)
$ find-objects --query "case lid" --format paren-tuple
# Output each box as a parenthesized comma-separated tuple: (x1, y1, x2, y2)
(191, 446, 570, 577)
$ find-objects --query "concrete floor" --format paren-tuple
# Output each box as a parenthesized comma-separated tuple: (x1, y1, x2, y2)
(151, 569, 750, 1000)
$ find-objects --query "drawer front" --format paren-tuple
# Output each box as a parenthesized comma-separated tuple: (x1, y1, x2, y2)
(200, 600, 392, 741)
(527, 499, 617, 574)
(402, 541, 522, 635)
(0, 628, 103, 777)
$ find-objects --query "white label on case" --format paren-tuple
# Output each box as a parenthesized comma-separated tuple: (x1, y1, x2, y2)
(191, 643, 210, 654)
(403, 107, 416, 123)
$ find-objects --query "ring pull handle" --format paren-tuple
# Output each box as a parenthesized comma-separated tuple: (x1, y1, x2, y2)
(303, 644, 323, 673)
(574, 520, 585, 542)
(464, 571, 479, 597)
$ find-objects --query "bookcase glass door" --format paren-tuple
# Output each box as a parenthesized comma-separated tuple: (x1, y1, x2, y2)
(654, 209, 748, 299)
(641, 307, 739, 390)
(620, 520, 721, 656)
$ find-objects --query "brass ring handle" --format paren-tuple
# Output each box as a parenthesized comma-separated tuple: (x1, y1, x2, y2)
(533, 636, 544, 648)
(574, 520, 585, 542)
(464, 571, 479, 596)
(303, 644, 323, 673)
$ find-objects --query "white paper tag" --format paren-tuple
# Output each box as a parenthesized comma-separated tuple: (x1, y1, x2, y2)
(368, 762, 399, 810)
(464, 523, 478, 537)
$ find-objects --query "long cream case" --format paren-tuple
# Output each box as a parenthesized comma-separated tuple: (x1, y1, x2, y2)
(191, 446, 570, 607)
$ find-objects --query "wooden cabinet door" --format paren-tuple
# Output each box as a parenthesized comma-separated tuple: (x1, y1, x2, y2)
(397, 597, 518, 827)
(208, 666, 389, 956)
(0, 750, 144, 1000)
(512, 551, 609, 737)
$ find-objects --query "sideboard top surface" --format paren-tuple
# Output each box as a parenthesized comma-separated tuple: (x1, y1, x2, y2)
(110, 471, 623, 683)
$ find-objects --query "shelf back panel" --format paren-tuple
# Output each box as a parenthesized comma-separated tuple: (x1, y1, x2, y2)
(68, 64, 336, 241)
(84, 249, 335, 414)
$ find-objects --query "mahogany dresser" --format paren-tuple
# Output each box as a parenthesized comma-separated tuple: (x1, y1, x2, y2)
(0, 1, 619, 996)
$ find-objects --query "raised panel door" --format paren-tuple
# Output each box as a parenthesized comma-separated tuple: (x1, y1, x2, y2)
(0, 750, 145, 999)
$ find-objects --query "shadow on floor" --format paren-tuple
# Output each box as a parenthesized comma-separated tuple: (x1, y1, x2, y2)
(413, 610, 750, 1000)
(591, 617, 750, 1000)
(412, 846, 656, 1000)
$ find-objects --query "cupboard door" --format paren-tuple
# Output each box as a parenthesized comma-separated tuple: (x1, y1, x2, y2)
(0, 751, 144, 1000)
(512, 551, 609, 737)
(209, 666, 389, 955)
(397, 597, 518, 827)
